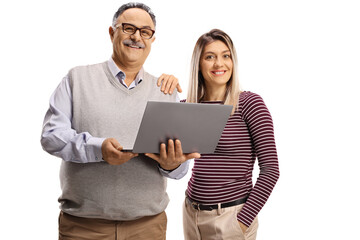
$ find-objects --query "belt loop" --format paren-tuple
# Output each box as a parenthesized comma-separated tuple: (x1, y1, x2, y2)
(191, 201, 200, 211)
(217, 203, 221, 215)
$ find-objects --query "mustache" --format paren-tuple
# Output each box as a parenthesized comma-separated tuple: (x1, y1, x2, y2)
(122, 39, 145, 49)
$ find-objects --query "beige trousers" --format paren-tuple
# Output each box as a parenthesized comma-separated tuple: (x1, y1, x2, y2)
(183, 199, 258, 240)
(59, 211, 167, 240)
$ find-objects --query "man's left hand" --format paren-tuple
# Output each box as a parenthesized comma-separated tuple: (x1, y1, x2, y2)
(145, 139, 200, 170)
(157, 74, 183, 95)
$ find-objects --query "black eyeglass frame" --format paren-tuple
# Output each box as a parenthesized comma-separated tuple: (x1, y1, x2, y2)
(116, 23, 155, 39)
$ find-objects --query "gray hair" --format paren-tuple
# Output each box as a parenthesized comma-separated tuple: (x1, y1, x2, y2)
(112, 2, 156, 28)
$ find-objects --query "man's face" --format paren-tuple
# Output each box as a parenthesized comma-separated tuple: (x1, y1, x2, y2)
(110, 8, 155, 69)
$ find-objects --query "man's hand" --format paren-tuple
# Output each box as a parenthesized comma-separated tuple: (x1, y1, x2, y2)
(238, 221, 248, 234)
(101, 138, 138, 165)
(157, 74, 183, 95)
(145, 139, 200, 170)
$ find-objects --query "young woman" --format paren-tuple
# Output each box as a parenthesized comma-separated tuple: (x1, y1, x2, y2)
(183, 29, 280, 240)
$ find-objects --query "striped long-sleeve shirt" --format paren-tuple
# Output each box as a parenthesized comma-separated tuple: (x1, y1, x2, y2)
(185, 91, 280, 227)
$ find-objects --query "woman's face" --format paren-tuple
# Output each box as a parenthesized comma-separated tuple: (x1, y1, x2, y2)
(200, 40, 233, 88)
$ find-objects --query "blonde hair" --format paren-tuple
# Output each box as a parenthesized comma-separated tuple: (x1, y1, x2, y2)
(186, 29, 241, 114)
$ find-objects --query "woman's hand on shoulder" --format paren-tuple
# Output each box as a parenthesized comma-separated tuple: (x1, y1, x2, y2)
(157, 74, 183, 95)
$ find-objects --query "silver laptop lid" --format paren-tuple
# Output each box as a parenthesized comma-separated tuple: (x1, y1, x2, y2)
(131, 101, 232, 154)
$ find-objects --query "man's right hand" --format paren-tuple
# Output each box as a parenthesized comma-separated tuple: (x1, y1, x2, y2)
(101, 138, 138, 165)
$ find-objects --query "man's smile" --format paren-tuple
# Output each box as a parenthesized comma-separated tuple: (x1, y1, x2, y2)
(123, 39, 145, 49)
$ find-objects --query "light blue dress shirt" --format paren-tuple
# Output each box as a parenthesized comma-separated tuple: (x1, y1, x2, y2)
(41, 58, 188, 179)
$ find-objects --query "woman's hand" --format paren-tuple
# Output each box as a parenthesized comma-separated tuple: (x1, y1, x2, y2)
(238, 221, 248, 234)
(157, 74, 183, 95)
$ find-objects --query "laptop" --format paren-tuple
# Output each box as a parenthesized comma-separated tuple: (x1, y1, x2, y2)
(129, 101, 232, 154)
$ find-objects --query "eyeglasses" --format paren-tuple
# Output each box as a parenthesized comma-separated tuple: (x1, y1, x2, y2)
(116, 23, 155, 39)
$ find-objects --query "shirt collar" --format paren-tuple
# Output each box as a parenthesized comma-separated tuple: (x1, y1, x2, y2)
(107, 57, 144, 87)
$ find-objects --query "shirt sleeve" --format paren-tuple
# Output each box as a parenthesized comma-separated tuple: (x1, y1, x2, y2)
(237, 93, 280, 227)
(158, 160, 190, 180)
(40, 75, 105, 163)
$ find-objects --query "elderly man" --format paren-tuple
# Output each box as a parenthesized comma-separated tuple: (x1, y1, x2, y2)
(41, 3, 199, 240)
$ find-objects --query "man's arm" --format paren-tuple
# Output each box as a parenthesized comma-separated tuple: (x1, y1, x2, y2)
(41, 76, 139, 164)
(40, 75, 105, 163)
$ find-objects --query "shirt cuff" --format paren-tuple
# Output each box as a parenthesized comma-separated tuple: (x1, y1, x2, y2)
(158, 161, 190, 180)
(85, 137, 106, 162)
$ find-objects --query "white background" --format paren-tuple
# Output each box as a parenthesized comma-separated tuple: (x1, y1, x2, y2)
(1, 0, 359, 239)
